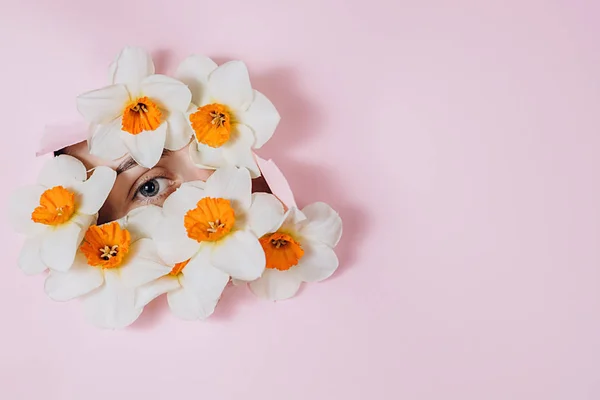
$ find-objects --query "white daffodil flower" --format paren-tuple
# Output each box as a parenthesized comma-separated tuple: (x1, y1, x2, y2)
(153, 167, 284, 282)
(44, 220, 170, 329)
(118, 205, 230, 320)
(249, 203, 343, 301)
(176, 55, 280, 177)
(8, 155, 115, 273)
(77, 47, 193, 168)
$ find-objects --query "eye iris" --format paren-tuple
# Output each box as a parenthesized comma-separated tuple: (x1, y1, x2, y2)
(140, 179, 159, 197)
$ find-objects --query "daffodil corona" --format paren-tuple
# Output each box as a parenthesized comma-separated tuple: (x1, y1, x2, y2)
(176, 56, 280, 178)
(9, 155, 116, 273)
(249, 203, 343, 301)
(77, 47, 192, 168)
(152, 167, 285, 282)
(44, 221, 175, 329)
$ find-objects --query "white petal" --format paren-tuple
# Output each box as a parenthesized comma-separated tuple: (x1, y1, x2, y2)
(40, 214, 94, 272)
(280, 207, 307, 231)
(119, 238, 172, 288)
(208, 61, 253, 109)
(211, 230, 265, 281)
(120, 122, 167, 168)
(8, 185, 46, 235)
(75, 166, 116, 215)
(164, 112, 193, 150)
(167, 250, 229, 320)
(185, 180, 207, 191)
(82, 269, 142, 329)
(77, 84, 130, 124)
(37, 155, 87, 187)
(299, 202, 343, 248)
(44, 254, 103, 301)
(249, 268, 302, 301)
(154, 215, 199, 265)
(247, 193, 284, 238)
(166, 288, 201, 320)
(18, 236, 47, 275)
(239, 90, 280, 148)
(121, 205, 163, 241)
(88, 119, 129, 160)
(175, 55, 218, 105)
(170, 284, 223, 320)
(162, 183, 204, 217)
(140, 74, 192, 112)
(189, 140, 227, 170)
(205, 166, 252, 211)
(72, 213, 96, 228)
(135, 276, 180, 308)
(183, 249, 229, 301)
(296, 241, 339, 282)
(222, 125, 261, 178)
(110, 47, 155, 85)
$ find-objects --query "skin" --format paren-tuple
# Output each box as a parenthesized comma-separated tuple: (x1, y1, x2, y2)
(61, 141, 270, 223)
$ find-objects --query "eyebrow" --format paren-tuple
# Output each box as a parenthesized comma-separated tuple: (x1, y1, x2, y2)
(116, 149, 173, 175)
(116, 157, 137, 175)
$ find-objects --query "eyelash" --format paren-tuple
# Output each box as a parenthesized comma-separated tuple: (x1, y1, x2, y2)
(132, 175, 173, 203)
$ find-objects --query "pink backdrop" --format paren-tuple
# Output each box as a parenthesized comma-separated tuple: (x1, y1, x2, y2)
(1, 1, 599, 399)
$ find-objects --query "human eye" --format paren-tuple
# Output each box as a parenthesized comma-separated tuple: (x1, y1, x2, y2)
(133, 176, 176, 203)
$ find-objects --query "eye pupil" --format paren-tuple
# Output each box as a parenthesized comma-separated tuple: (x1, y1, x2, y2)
(140, 179, 160, 197)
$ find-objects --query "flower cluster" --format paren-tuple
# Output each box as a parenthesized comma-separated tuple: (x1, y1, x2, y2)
(9, 47, 342, 329)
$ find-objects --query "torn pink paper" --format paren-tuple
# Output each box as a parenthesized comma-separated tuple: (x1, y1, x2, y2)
(255, 155, 297, 210)
(36, 122, 89, 157)
(37, 123, 297, 209)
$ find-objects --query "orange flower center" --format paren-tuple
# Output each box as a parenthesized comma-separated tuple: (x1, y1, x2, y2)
(31, 186, 76, 226)
(184, 197, 235, 242)
(80, 222, 131, 269)
(189, 103, 233, 148)
(170, 259, 190, 276)
(122, 96, 162, 135)
(259, 232, 304, 271)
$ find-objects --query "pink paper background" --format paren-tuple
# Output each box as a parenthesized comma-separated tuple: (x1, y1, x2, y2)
(1, 1, 599, 399)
